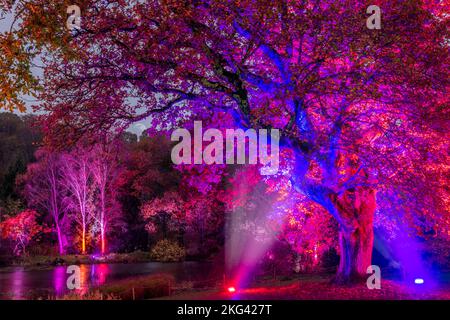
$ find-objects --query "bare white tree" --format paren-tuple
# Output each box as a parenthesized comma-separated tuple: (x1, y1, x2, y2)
(61, 149, 94, 254)
(22, 148, 68, 254)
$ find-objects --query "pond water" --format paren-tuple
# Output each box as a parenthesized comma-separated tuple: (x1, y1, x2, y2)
(0, 262, 215, 299)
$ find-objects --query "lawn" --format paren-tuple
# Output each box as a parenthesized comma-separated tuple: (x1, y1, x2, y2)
(165, 274, 450, 300)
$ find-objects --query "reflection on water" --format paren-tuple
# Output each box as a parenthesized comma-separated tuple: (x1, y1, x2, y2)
(53, 266, 65, 296)
(0, 262, 212, 299)
(91, 263, 109, 287)
(1, 264, 111, 299)
(11, 269, 24, 299)
(51, 264, 110, 296)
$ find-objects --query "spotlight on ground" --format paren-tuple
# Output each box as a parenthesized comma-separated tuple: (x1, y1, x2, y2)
(227, 286, 236, 293)
(414, 278, 424, 285)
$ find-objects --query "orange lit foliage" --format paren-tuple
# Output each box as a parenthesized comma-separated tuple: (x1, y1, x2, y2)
(0, 209, 48, 255)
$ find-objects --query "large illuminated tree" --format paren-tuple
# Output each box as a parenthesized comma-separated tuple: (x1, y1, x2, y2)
(5, 1, 448, 282)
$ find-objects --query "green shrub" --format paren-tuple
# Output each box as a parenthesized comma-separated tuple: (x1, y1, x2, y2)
(150, 239, 185, 262)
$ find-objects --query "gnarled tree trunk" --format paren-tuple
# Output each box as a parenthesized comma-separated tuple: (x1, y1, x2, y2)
(331, 187, 376, 284)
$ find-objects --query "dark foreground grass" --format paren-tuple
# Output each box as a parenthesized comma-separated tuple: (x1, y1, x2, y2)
(3, 271, 449, 300)
(98, 273, 175, 300)
(164, 274, 450, 300)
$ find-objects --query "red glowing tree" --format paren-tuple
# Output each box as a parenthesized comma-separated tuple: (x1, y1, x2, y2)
(0, 209, 47, 256)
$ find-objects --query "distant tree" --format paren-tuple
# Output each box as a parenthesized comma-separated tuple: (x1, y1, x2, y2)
(183, 191, 225, 257)
(116, 134, 180, 250)
(0, 113, 41, 209)
(140, 190, 185, 240)
(120, 132, 138, 145)
(0, 198, 23, 222)
(122, 135, 180, 202)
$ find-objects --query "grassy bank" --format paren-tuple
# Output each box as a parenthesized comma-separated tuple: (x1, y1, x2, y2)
(54, 274, 450, 300)
(0, 251, 154, 270)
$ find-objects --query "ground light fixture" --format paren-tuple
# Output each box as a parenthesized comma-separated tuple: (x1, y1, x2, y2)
(227, 286, 236, 293)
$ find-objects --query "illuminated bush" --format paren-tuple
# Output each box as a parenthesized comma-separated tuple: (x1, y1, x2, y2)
(150, 239, 185, 262)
